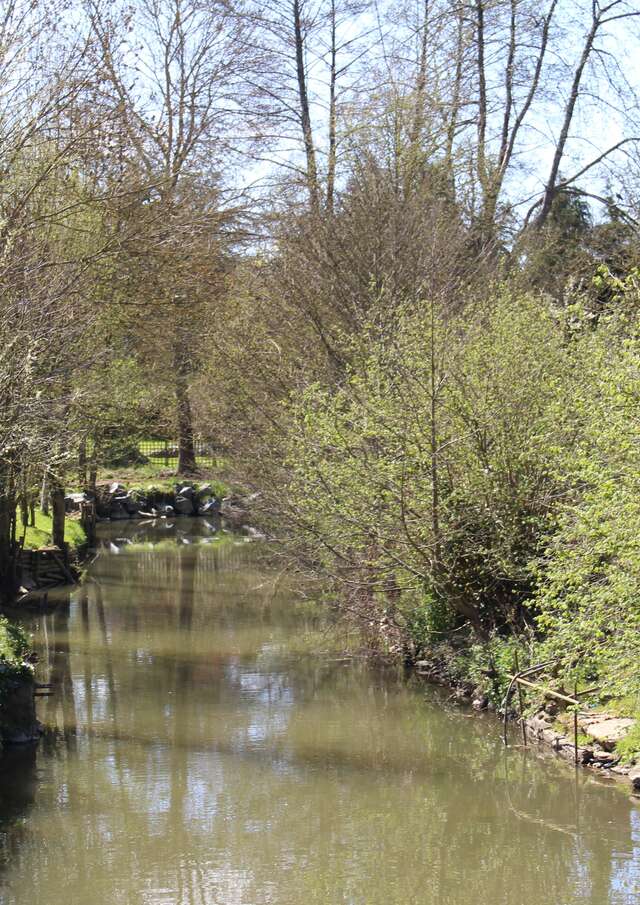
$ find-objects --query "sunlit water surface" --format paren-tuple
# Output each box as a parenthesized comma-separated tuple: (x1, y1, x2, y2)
(0, 519, 638, 904)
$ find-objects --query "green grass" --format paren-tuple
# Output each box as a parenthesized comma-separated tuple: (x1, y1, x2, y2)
(88, 460, 232, 498)
(19, 510, 87, 551)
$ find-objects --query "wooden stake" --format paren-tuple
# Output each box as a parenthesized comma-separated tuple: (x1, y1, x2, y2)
(508, 676, 582, 708)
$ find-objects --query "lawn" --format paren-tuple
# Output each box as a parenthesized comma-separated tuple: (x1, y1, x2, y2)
(19, 510, 87, 551)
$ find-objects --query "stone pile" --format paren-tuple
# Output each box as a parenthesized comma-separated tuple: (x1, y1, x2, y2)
(66, 482, 223, 521)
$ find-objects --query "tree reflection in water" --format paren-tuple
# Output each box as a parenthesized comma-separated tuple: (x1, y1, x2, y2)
(0, 519, 637, 905)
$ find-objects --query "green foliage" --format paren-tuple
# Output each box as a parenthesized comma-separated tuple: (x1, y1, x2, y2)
(0, 618, 32, 684)
(450, 636, 530, 706)
(397, 587, 457, 659)
(616, 719, 640, 764)
(282, 287, 573, 650)
(534, 282, 640, 700)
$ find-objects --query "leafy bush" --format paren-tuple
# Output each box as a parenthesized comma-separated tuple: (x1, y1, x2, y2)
(282, 287, 573, 652)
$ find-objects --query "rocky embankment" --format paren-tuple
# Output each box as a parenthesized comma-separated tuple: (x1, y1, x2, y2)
(66, 482, 254, 523)
(0, 677, 40, 746)
(525, 709, 640, 794)
(414, 660, 640, 797)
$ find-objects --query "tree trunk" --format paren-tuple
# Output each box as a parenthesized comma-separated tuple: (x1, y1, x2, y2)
(50, 476, 66, 551)
(19, 492, 28, 530)
(0, 488, 14, 602)
(174, 348, 197, 475)
(293, 0, 320, 209)
(40, 469, 49, 516)
(326, 0, 337, 213)
(78, 438, 87, 490)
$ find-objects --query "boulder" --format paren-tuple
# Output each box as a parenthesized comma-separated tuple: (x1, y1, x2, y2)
(591, 749, 618, 765)
(582, 717, 634, 752)
(139, 508, 158, 519)
(124, 495, 143, 515)
(628, 767, 640, 793)
(198, 499, 220, 516)
(178, 485, 194, 499)
(175, 495, 195, 515)
(109, 503, 130, 520)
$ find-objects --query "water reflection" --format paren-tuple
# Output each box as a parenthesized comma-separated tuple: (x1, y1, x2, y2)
(0, 520, 637, 904)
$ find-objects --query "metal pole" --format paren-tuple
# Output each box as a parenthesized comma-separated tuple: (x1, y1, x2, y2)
(514, 651, 527, 747)
(574, 682, 579, 765)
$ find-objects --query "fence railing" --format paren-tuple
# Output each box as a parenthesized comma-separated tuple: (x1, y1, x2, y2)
(138, 439, 217, 468)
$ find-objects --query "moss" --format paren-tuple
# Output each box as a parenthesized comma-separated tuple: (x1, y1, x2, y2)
(20, 510, 87, 551)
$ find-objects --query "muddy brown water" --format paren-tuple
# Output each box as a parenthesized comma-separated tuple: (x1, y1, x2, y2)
(0, 519, 638, 904)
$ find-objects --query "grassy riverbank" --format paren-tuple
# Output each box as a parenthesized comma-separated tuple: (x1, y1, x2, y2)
(20, 511, 87, 552)
(87, 462, 232, 499)
(245, 280, 640, 774)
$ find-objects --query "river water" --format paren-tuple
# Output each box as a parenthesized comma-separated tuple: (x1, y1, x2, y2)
(0, 519, 638, 904)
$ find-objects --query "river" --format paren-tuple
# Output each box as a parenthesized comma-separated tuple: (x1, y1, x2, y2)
(0, 518, 638, 904)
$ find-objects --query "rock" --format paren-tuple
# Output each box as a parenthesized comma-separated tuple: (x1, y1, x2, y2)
(1, 679, 40, 744)
(197, 483, 213, 499)
(64, 492, 88, 512)
(583, 717, 634, 751)
(221, 495, 249, 521)
(592, 749, 618, 765)
(109, 503, 130, 520)
(629, 767, 640, 793)
(453, 687, 471, 704)
(109, 482, 125, 495)
(528, 712, 553, 737)
(162, 505, 175, 517)
(175, 495, 195, 515)
(124, 495, 142, 515)
(472, 695, 488, 711)
(198, 499, 220, 516)
(544, 701, 559, 717)
(178, 485, 194, 499)
(579, 747, 594, 765)
(241, 525, 266, 539)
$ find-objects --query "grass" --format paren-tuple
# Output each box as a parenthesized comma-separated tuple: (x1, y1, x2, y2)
(616, 719, 640, 764)
(19, 510, 87, 551)
(90, 458, 232, 499)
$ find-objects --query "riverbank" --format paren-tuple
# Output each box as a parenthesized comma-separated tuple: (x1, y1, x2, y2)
(411, 652, 640, 797)
(3, 525, 638, 905)
(0, 618, 39, 747)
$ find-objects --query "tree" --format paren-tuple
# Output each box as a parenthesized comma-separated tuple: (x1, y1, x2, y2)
(87, 0, 254, 472)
